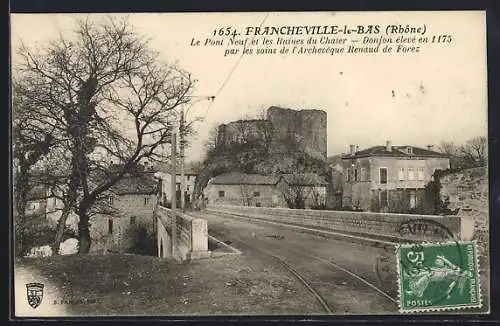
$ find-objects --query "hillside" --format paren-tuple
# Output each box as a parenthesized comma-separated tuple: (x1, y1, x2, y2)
(193, 149, 330, 201)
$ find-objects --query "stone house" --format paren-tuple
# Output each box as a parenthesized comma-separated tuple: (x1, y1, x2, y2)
(154, 164, 198, 208)
(45, 170, 160, 253)
(90, 171, 159, 253)
(204, 172, 328, 209)
(205, 172, 284, 207)
(341, 141, 450, 212)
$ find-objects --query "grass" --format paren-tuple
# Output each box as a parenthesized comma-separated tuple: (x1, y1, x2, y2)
(15, 253, 323, 316)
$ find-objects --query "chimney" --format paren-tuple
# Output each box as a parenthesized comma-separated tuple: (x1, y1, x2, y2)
(349, 144, 356, 156)
(386, 140, 392, 152)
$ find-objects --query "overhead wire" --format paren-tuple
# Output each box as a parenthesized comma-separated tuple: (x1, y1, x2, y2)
(200, 12, 271, 121)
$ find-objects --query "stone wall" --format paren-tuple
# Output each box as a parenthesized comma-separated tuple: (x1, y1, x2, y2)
(267, 106, 327, 160)
(208, 205, 474, 243)
(217, 119, 271, 149)
(216, 106, 327, 160)
(156, 206, 209, 261)
(440, 167, 489, 228)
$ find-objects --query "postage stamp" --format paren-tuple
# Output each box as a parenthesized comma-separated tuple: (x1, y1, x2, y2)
(396, 241, 482, 313)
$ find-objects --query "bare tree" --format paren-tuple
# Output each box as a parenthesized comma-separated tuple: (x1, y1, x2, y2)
(279, 174, 313, 209)
(202, 124, 220, 159)
(240, 184, 252, 206)
(461, 136, 487, 167)
(438, 141, 459, 157)
(439, 137, 487, 169)
(12, 83, 61, 257)
(438, 141, 461, 169)
(14, 17, 194, 253)
(310, 188, 326, 210)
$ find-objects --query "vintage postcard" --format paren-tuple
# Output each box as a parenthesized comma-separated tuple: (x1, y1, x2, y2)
(10, 11, 490, 317)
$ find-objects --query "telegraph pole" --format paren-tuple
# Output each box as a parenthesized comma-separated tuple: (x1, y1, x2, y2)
(179, 104, 186, 212)
(178, 95, 215, 213)
(170, 129, 177, 256)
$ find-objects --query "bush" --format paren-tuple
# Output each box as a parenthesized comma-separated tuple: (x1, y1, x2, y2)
(414, 170, 453, 215)
(126, 224, 156, 256)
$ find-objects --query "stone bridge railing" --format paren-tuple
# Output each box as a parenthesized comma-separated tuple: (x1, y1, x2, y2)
(156, 206, 210, 261)
(207, 205, 475, 243)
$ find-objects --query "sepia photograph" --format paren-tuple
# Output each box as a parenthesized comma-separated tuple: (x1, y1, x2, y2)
(10, 11, 490, 317)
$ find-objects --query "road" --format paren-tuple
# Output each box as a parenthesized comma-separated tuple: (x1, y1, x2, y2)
(191, 209, 401, 314)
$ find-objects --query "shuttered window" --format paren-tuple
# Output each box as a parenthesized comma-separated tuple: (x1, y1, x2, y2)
(379, 168, 388, 184)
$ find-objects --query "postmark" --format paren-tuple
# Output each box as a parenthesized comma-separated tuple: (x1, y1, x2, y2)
(375, 218, 459, 297)
(396, 240, 481, 313)
(397, 219, 456, 243)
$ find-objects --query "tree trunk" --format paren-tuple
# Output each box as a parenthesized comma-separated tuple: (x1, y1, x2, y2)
(14, 165, 29, 257)
(51, 205, 73, 255)
(14, 201, 28, 257)
(77, 202, 92, 253)
(78, 217, 92, 254)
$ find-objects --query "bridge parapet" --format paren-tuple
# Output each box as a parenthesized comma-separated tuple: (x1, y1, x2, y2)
(208, 205, 475, 243)
(156, 206, 210, 261)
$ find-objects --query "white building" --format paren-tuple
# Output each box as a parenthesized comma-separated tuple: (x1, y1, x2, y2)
(154, 164, 199, 208)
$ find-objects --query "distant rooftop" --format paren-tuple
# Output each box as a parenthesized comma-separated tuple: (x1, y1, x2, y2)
(109, 173, 158, 195)
(342, 144, 449, 159)
(210, 172, 280, 186)
(281, 173, 328, 187)
(209, 172, 327, 187)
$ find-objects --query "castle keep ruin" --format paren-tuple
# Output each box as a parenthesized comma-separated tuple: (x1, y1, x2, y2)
(216, 106, 327, 160)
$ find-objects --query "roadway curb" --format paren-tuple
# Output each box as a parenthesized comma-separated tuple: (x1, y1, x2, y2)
(208, 235, 242, 255)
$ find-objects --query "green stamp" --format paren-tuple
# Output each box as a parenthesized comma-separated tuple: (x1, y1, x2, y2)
(397, 241, 481, 313)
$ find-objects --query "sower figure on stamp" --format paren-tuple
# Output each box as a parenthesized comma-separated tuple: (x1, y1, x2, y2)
(404, 255, 468, 299)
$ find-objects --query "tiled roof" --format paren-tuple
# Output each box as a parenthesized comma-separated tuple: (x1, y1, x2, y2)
(397, 146, 448, 157)
(342, 145, 449, 159)
(281, 173, 328, 186)
(109, 172, 159, 195)
(210, 172, 280, 185)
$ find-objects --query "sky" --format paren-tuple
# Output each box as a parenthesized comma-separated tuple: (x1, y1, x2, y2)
(10, 11, 488, 163)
